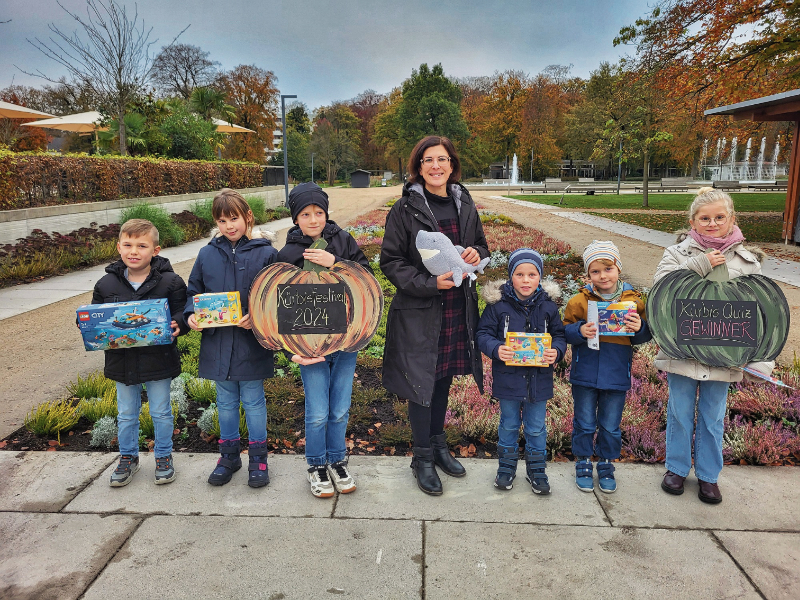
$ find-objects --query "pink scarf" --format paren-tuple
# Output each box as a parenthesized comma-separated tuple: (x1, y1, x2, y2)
(688, 224, 745, 253)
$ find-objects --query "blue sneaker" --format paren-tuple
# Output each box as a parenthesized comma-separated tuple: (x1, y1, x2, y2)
(596, 459, 616, 493)
(575, 458, 593, 492)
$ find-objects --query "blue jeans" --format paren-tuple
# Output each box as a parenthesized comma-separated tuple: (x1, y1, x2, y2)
(214, 379, 267, 443)
(498, 399, 547, 454)
(116, 379, 173, 458)
(666, 373, 730, 483)
(571, 384, 627, 459)
(299, 351, 358, 466)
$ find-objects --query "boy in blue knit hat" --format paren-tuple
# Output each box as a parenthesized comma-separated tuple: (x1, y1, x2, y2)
(563, 240, 651, 493)
(476, 249, 566, 494)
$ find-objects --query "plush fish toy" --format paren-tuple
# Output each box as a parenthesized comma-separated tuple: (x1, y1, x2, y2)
(416, 230, 490, 287)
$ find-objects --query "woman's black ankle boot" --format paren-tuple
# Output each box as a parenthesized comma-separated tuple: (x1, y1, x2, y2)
(430, 433, 466, 477)
(411, 446, 443, 495)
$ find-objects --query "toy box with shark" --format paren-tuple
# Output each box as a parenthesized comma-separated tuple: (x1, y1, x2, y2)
(77, 299, 173, 351)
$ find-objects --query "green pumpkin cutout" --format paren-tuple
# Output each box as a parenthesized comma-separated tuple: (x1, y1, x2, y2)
(647, 259, 789, 367)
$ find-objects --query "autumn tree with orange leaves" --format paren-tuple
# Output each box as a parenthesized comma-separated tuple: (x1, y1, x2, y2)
(216, 65, 279, 162)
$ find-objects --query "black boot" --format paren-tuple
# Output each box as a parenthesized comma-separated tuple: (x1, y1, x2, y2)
(430, 433, 466, 477)
(525, 451, 550, 495)
(411, 446, 442, 495)
(208, 441, 242, 486)
(494, 445, 519, 490)
(247, 441, 270, 488)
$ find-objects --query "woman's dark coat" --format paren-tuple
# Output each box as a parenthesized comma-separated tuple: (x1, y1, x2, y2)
(380, 182, 490, 406)
(184, 231, 277, 381)
(476, 280, 566, 403)
(91, 255, 188, 386)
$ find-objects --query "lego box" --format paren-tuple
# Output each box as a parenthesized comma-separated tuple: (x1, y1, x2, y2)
(504, 332, 552, 367)
(193, 291, 242, 328)
(77, 299, 173, 351)
(595, 300, 637, 336)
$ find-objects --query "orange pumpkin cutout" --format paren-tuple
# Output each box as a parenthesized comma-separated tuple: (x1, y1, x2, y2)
(249, 240, 383, 357)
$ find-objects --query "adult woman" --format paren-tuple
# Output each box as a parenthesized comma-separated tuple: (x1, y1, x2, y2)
(381, 135, 490, 495)
(653, 187, 773, 504)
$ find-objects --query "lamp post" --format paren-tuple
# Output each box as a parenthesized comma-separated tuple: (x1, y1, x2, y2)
(281, 94, 297, 206)
(311, 152, 315, 184)
(616, 135, 623, 195)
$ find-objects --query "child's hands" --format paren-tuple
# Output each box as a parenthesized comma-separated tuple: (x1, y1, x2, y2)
(170, 319, 180, 338)
(542, 348, 558, 365)
(460, 246, 480, 266)
(237, 313, 252, 330)
(497, 345, 514, 361)
(580, 321, 597, 339)
(624, 312, 642, 333)
(291, 354, 326, 366)
(187, 313, 201, 331)
(706, 249, 727, 267)
(303, 249, 335, 268)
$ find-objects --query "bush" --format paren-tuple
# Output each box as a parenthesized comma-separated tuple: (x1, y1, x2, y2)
(78, 391, 118, 423)
(246, 197, 267, 224)
(197, 403, 248, 439)
(191, 199, 214, 224)
(186, 378, 217, 404)
(120, 202, 184, 247)
(90, 416, 118, 449)
(25, 399, 80, 435)
(67, 372, 117, 400)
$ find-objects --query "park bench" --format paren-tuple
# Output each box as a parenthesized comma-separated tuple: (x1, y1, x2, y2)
(747, 181, 788, 191)
(635, 177, 689, 192)
(713, 180, 742, 191)
(519, 185, 545, 193)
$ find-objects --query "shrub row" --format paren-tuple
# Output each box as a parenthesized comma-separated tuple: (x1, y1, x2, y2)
(0, 150, 263, 210)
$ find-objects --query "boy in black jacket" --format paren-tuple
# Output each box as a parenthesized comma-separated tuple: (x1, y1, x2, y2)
(90, 219, 188, 487)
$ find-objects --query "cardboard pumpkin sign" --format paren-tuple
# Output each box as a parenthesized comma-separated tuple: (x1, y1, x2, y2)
(647, 261, 789, 367)
(249, 240, 383, 357)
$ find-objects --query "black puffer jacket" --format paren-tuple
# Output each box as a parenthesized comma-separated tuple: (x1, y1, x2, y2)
(90, 256, 188, 386)
(380, 182, 489, 406)
(277, 221, 371, 270)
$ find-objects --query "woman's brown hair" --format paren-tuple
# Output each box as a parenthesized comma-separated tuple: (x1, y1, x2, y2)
(406, 135, 462, 186)
(212, 188, 254, 237)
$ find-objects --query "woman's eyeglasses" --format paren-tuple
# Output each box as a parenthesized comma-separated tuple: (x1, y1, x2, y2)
(696, 216, 729, 226)
(421, 156, 451, 165)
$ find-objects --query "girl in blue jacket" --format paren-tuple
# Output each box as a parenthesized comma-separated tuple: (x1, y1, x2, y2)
(185, 188, 278, 489)
(476, 249, 566, 494)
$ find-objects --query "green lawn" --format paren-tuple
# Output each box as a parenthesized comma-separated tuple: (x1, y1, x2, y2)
(601, 213, 785, 243)
(508, 193, 786, 212)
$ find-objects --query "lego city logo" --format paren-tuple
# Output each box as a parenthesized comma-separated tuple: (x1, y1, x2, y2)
(78, 312, 91, 321)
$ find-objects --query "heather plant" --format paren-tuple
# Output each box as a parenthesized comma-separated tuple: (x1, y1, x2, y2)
(728, 379, 800, 422)
(67, 372, 116, 400)
(78, 391, 118, 423)
(723, 415, 800, 465)
(197, 403, 248, 439)
(479, 211, 514, 225)
(25, 399, 80, 435)
(90, 416, 118, 449)
(622, 427, 666, 462)
(120, 202, 184, 247)
(177, 330, 202, 360)
(546, 379, 574, 457)
(185, 377, 217, 405)
(484, 224, 571, 256)
(447, 361, 500, 441)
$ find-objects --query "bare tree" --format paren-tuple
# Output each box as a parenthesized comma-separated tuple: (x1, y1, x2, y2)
(23, 0, 185, 154)
(152, 43, 218, 99)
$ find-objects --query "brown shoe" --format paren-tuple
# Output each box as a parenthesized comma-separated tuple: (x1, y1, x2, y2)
(661, 471, 685, 495)
(698, 480, 722, 504)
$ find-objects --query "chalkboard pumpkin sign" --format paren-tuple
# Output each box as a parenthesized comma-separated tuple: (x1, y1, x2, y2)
(249, 239, 383, 357)
(647, 261, 789, 367)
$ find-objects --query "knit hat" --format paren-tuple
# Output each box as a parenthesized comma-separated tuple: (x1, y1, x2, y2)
(583, 240, 622, 272)
(508, 248, 544, 278)
(288, 182, 329, 222)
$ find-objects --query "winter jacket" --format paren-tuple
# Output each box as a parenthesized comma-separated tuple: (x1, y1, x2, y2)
(652, 231, 773, 382)
(277, 221, 371, 270)
(476, 280, 566, 403)
(563, 282, 652, 391)
(380, 182, 490, 406)
(91, 256, 188, 386)
(185, 230, 277, 381)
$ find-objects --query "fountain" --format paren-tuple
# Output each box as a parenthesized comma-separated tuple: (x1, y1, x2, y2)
(727, 137, 737, 180)
(756, 137, 766, 180)
(773, 137, 781, 170)
(510, 153, 518, 185)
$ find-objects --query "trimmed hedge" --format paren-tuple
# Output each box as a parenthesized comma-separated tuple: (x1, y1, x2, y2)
(0, 150, 263, 210)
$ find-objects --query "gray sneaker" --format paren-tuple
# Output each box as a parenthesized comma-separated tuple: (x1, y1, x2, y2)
(155, 454, 176, 485)
(110, 455, 140, 487)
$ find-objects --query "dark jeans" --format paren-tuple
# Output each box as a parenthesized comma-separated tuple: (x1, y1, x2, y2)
(571, 384, 627, 459)
(408, 376, 453, 448)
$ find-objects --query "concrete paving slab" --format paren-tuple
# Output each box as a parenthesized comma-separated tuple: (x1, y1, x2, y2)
(335, 457, 609, 526)
(596, 464, 800, 531)
(715, 531, 800, 600)
(64, 453, 333, 517)
(82, 515, 422, 600)
(0, 511, 139, 600)
(425, 522, 760, 600)
(0, 451, 116, 512)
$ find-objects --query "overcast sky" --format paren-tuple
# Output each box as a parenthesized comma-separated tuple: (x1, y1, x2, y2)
(1, 0, 653, 111)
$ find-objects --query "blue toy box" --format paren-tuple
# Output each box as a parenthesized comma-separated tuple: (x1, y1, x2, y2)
(77, 299, 173, 351)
